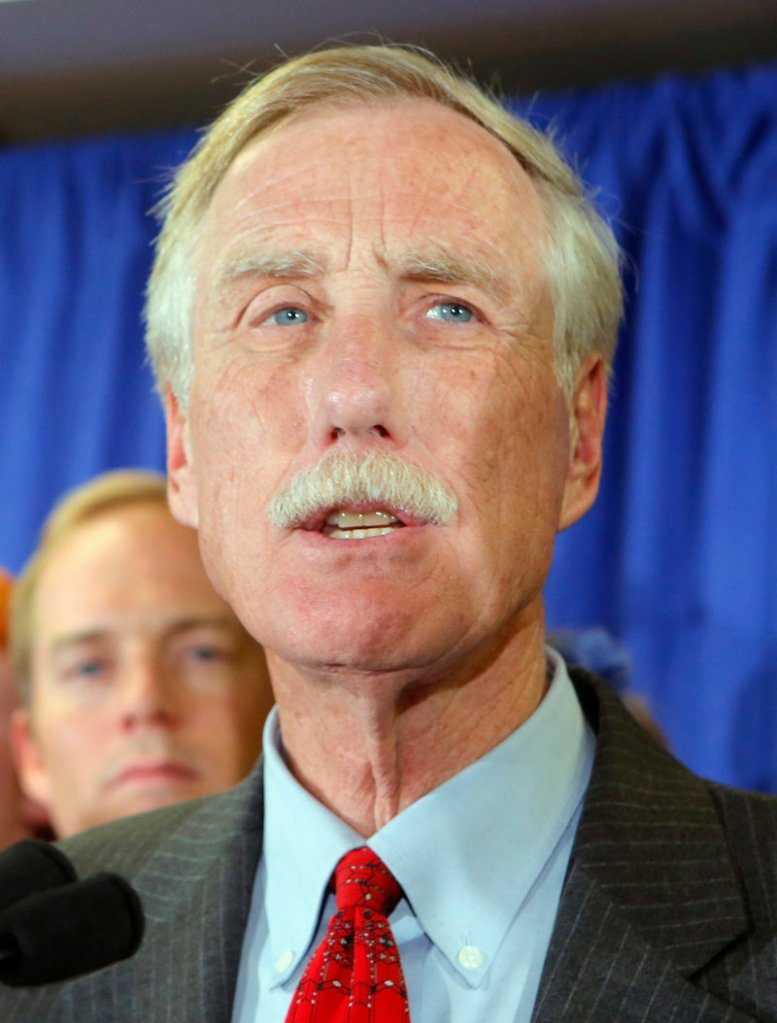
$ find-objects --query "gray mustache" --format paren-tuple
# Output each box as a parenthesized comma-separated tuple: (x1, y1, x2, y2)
(268, 451, 457, 528)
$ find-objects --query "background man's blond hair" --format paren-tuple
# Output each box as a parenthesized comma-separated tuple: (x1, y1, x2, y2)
(11, 470, 168, 704)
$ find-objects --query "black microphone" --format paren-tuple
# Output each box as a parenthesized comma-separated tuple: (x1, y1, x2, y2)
(0, 872, 145, 986)
(0, 839, 77, 914)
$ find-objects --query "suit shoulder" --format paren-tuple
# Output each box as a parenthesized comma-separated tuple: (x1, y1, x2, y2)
(707, 777, 777, 826)
(57, 768, 263, 882)
(58, 796, 214, 876)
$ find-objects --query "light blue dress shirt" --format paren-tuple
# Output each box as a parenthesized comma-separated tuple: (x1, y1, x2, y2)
(232, 650, 594, 1022)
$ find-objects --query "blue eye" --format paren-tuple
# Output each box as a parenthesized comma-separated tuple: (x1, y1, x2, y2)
(188, 646, 222, 662)
(266, 307, 308, 326)
(69, 659, 106, 680)
(185, 645, 235, 665)
(426, 302, 474, 323)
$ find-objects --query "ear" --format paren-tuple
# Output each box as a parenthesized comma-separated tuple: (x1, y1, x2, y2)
(10, 708, 54, 813)
(165, 385, 199, 528)
(558, 355, 608, 531)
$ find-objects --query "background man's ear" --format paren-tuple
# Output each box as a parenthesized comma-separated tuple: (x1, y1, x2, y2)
(558, 355, 608, 532)
(10, 708, 53, 813)
(165, 385, 199, 528)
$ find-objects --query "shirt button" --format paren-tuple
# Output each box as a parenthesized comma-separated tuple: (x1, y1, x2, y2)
(275, 950, 295, 973)
(457, 945, 484, 970)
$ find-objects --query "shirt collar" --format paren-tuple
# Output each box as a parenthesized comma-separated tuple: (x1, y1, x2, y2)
(262, 649, 593, 987)
(262, 712, 362, 986)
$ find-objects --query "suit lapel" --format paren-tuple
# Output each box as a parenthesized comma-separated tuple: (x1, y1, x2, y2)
(532, 861, 754, 1023)
(533, 672, 750, 1022)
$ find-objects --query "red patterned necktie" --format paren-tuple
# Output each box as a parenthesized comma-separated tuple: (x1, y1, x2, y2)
(284, 846, 411, 1022)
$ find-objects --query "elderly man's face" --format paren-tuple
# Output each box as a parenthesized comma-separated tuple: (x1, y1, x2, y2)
(13, 502, 272, 837)
(168, 99, 604, 676)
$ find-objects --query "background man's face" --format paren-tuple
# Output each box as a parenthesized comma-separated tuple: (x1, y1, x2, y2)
(13, 501, 272, 837)
(168, 99, 600, 679)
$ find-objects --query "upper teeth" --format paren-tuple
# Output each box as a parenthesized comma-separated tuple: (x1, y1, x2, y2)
(325, 510, 399, 528)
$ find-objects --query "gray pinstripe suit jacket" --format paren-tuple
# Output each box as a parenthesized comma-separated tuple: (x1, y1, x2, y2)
(2, 670, 776, 1022)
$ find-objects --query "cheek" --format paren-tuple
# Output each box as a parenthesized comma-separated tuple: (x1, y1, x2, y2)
(0, 752, 19, 801)
(188, 362, 305, 594)
(433, 352, 570, 589)
(34, 712, 101, 785)
(191, 358, 309, 497)
(428, 351, 563, 496)
(186, 671, 266, 731)
(182, 695, 262, 772)
(193, 345, 309, 451)
(491, 409, 570, 547)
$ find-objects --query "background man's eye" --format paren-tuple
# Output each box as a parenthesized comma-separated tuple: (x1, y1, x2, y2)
(189, 646, 220, 661)
(80, 660, 103, 675)
(186, 645, 234, 664)
(266, 307, 308, 326)
(427, 302, 474, 323)
(68, 659, 106, 680)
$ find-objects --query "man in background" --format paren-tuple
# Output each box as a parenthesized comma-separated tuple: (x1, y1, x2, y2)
(0, 568, 50, 849)
(9, 470, 273, 838)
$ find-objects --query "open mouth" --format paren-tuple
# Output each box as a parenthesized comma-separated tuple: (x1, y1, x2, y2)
(321, 509, 404, 540)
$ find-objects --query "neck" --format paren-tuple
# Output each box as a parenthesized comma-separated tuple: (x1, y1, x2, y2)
(268, 614, 549, 837)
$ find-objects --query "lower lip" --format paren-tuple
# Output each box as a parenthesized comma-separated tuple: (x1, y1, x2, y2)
(296, 523, 429, 552)
(111, 765, 198, 789)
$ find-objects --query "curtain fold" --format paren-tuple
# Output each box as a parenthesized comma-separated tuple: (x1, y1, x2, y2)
(1, 63, 775, 789)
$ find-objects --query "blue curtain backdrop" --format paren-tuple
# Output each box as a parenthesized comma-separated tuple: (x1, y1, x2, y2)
(1, 62, 775, 790)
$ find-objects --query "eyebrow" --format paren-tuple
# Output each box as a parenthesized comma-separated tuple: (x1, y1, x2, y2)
(49, 630, 110, 657)
(390, 249, 514, 303)
(164, 616, 242, 641)
(48, 615, 241, 656)
(213, 246, 514, 304)
(214, 250, 326, 294)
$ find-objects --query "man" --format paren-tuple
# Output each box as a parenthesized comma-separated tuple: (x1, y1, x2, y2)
(2, 46, 775, 1022)
(0, 568, 50, 849)
(9, 470, 273, 837)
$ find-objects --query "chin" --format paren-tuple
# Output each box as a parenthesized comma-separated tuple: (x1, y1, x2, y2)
(275, 606, 455, 677)
(109, 787, 196, 823)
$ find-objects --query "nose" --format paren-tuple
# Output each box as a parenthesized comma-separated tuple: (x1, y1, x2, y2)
(311, 314, 406, 450)
(117, 651, 180, 732)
